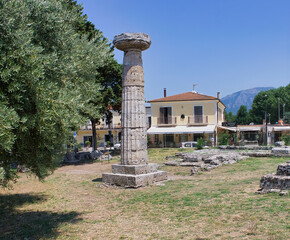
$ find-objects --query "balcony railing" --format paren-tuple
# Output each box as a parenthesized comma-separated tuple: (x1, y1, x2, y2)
(157, 116, 177, 126)
(80, 123, 121, 130)
(188, 115, 208, 126)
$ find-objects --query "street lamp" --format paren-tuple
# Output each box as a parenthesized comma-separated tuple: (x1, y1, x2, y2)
(264, 95, 268, 145)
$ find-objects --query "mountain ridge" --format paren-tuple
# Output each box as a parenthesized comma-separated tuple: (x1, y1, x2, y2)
(221, 87, 274, 114)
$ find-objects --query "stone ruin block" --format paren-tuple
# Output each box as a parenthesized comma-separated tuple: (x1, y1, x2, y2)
(276, 163, 290, 176)
(258, 161, 290, 192)
(271, 147, 290, 155)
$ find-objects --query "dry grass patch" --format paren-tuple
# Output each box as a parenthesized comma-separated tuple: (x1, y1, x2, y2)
(0, 149, 289, 239)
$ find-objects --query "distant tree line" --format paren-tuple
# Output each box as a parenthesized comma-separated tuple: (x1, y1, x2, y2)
(225, 84, 290, 125)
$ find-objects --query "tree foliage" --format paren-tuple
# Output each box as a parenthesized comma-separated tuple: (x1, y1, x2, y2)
(0, 0, 112, 187)
(224, 111, 236, 123)
(236, 105, 250, 125)
(249, 84, 290, 124)
(90, 58, 122, 150)
(65, 1, 122, 150)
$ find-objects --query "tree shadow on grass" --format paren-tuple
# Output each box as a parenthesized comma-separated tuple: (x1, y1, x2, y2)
(0, 193, 82, 240)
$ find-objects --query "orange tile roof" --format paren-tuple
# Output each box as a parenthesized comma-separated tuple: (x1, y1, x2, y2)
(148, 92, 219, 103)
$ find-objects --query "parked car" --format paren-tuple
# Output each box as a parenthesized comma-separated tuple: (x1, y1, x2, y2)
(180, 141, 197, 148)
(114, 142, 121, 150)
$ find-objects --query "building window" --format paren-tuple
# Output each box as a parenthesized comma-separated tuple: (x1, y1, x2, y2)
(154, 134, 159, 144)
(159, 107, 172, 124)
(194, 106, 203, 123)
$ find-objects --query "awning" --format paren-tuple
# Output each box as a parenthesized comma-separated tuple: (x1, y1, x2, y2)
(218, 126, 237, 132)
(273, 126, 290, 132)
(237, 126, 262, 131)
(147, 125, 216, 134)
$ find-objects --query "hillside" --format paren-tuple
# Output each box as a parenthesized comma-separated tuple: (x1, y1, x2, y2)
(221, 87, 274, 114)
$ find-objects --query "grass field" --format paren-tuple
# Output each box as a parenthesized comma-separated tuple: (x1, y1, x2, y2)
(0, 148, 289, 240)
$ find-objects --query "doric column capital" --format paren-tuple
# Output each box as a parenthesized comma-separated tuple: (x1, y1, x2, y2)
(113, 32, 151, 52)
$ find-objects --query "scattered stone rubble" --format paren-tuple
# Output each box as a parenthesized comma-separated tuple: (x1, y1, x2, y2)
(271, 146, 290, 155)
(218, 145, 290, 157)
(219, 145, 272, 151)
(62, 150, 105, 164)
(256, 161, 290, 195)
(165, 150, 248, 175)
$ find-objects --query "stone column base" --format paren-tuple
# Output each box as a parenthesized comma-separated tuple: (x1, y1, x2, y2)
(102, 164, 168, 188)
(102, 171, 167, 188)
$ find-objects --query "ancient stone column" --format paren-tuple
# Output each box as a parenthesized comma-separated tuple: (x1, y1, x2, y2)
(102, 33, 167, 187)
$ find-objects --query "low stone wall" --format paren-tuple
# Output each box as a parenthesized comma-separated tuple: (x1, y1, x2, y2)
(63, 150, 103, 164)
(219, 145, 272, 151)
(257, 161, 290, 195)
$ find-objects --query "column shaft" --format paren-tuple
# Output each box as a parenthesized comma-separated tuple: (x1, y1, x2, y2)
(121, 50, 148, 165)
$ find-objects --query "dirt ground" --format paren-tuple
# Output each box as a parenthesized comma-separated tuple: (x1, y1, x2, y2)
(0, 149, 289, 240)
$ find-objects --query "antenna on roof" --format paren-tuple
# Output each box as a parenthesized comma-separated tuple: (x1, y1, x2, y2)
(192, 84, 197, 93)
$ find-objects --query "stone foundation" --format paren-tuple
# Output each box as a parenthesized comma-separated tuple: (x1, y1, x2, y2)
(258, 161, 290, 193)
(102, 170, 168, 188)
(260, 174, 290, 190)
(271, 147, 290, 155)
(112, 163, 158, 175)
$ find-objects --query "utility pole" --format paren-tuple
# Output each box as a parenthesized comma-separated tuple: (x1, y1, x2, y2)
(264, 94, 268, 145)
(283, 104, 286, 120)
(278, 98, 280, 121)
(268, 113, 271, 145)
(265, 111, 268, 145)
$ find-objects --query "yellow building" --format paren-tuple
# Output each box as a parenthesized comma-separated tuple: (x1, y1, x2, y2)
(76, 110, 122, 147)
(147, 91, 226, 147)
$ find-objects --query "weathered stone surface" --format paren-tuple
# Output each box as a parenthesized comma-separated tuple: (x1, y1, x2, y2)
(65, 152, 77, 161)
(119, 34, 149, 166)
(259, 162, 290, 192)
(99, 154, 112, 161)
(275, 141, 285, 147)
(219, 145, 272, 151)
(260, 174, 290, 190)
(17, 165, 30, 173)
(89, 150, 101, 160)
(190, 167, 199, 176)
(112, 163, 158, 175)
(276, 163, 290, 176)
(200, 163, 218, 171)
(102, 32, 167, 187)
(180, 162, 201, 167)
(203, 157, 215, 164)
(113, 32, 151, 51)
(175, 152, 185, 157)
(279, 190, 288, 196)
(102, 171, 168, 188)
(168, 150, 249, 175)
(164, 160, 181, 166)
(183, 154, 202, 162)
(210, 159, 222, 166)
(271, 147, 290, 155)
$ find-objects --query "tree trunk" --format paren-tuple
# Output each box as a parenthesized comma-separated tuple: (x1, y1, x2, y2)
(91, 118, 97, 151)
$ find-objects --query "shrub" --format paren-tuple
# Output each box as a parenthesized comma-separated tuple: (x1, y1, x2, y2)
(218, 131, 230, 145)
(197, 138, 204, 150)
(281, 133, 290, 145)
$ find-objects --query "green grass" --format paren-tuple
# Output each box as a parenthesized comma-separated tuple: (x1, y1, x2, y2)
(0, 149, 289, 239)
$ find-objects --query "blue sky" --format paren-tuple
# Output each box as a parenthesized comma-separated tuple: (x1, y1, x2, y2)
(78, 0, 290, 101)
